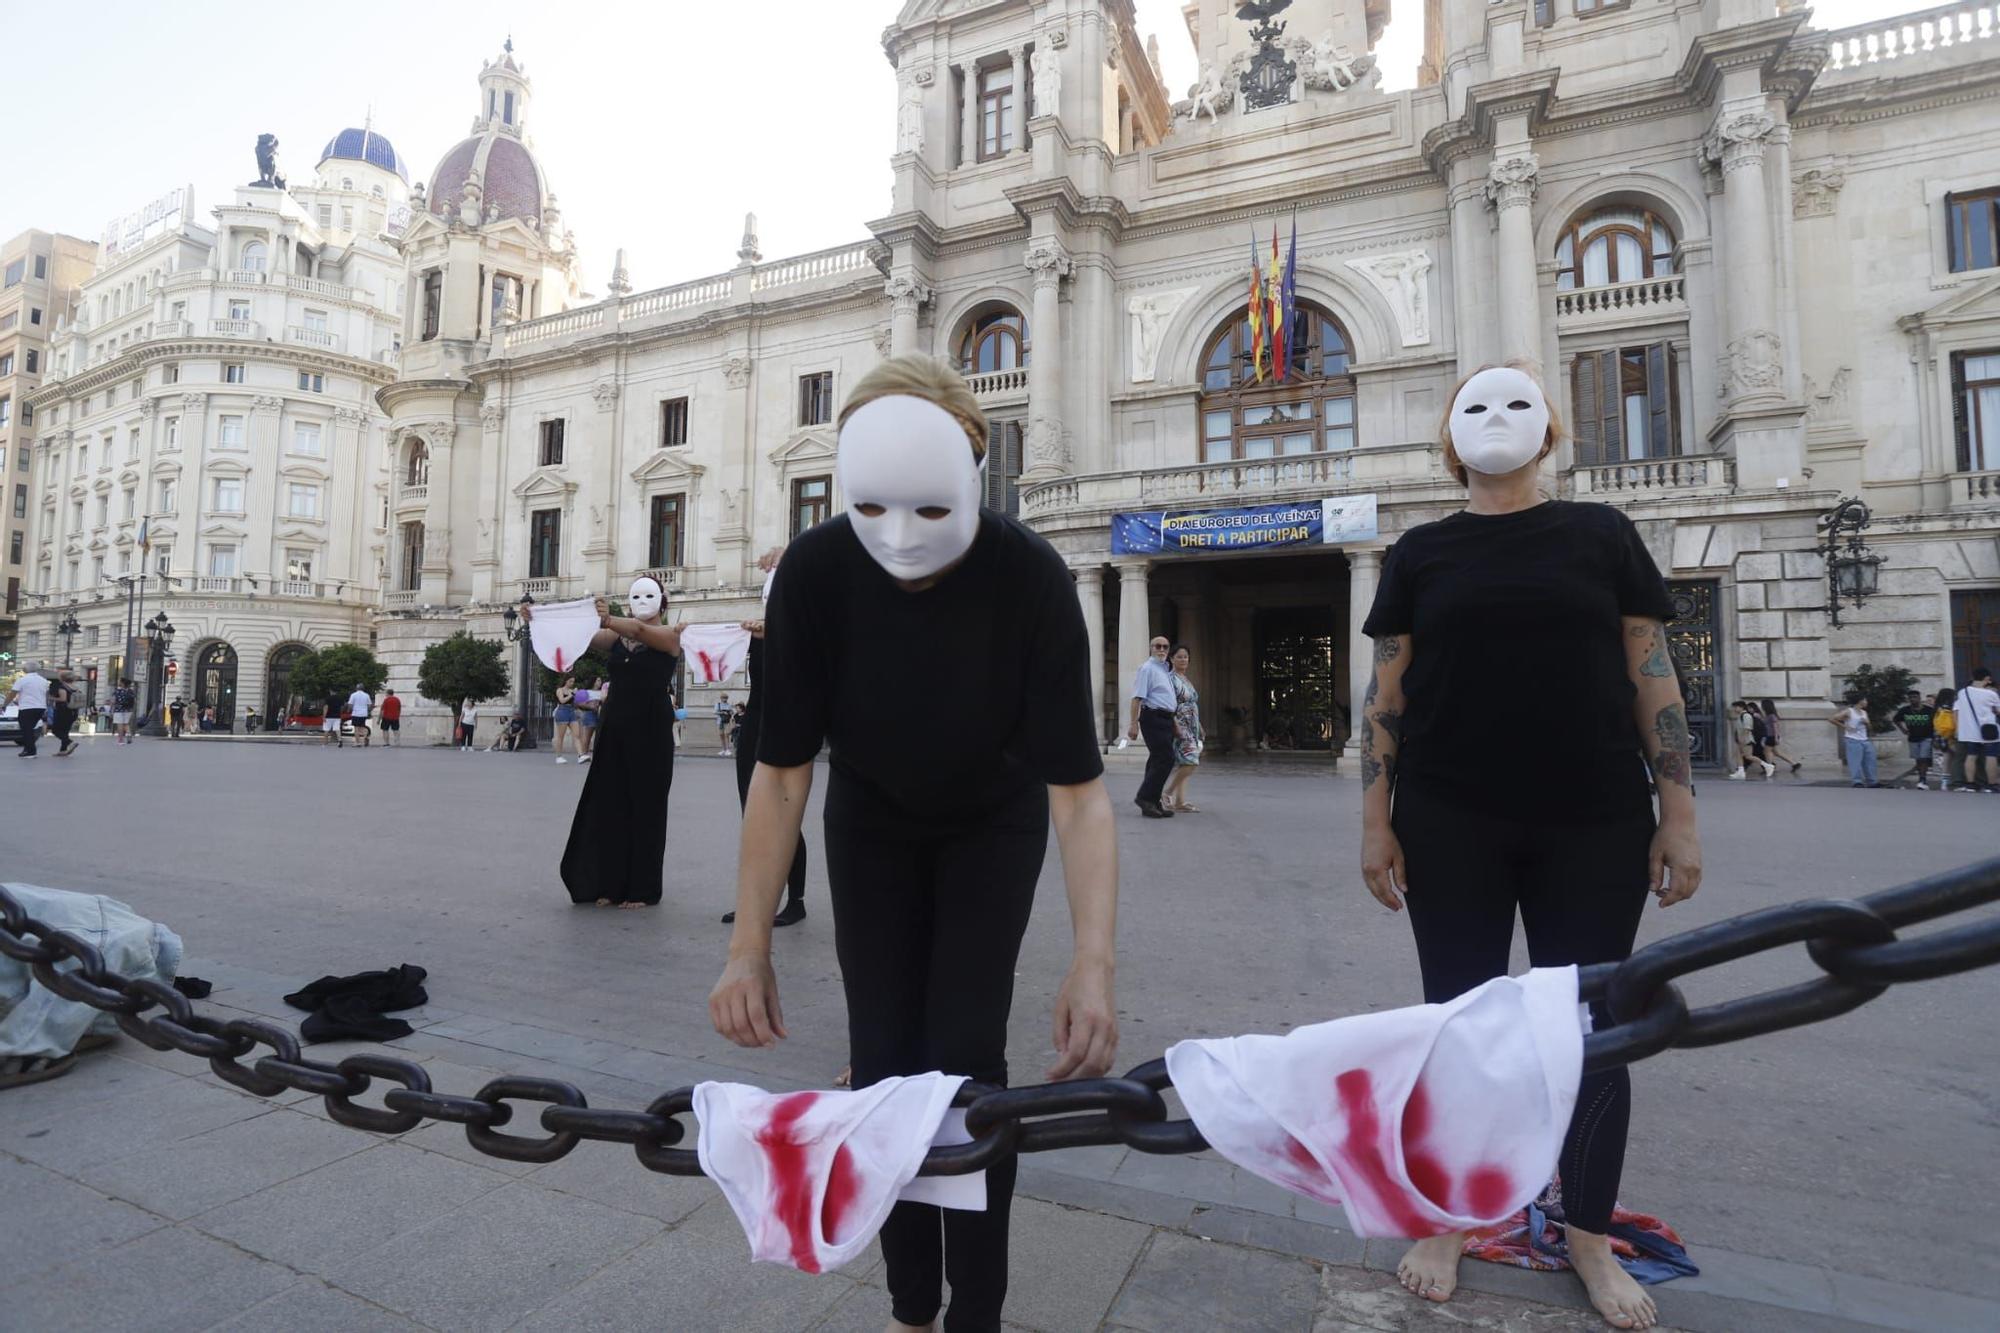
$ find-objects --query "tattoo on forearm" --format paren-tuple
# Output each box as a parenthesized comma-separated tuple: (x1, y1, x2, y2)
(1635, 624, 1673, 679)
(1373, 636, 1402, 665)
(1649, 701, 1692, 791)
(1361, 707, 1402, 793)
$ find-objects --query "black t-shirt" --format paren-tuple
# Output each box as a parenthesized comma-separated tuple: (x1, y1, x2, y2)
(1363, 500, 1675, 824)
(1895, 704, 1936, 741)
(758, 510, 1104, 830)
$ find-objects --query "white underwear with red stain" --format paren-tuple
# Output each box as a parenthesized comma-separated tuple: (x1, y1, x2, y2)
(694, 1073, 980, 1274)
(1164, 967, 1586, 1239)
(680, 624, 754, 685)
(526, 598, 601, 674)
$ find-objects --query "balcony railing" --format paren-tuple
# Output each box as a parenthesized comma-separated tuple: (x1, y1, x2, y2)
(1825, 1, 1997, 72)
(1567, 456, 1732, 498)
(281, 274, 356, 301)
(382, 589, 417, 609)
(634, 566, 686, 591)
(966, 367, 1030, 397)
(398, 483, 428, 506)
(1020, 452, 1359, 521)
(1555, 274, 1687, 327)
(520, 576, 573, 600)
(1957, 469, 2000, 503)
(286, 325, 340, 350)
(209, 318, 260, 338)
(278, 579, 319, 598)
(225, 269, 266, 284)
(748, 241, 882, 292)
(154, 320, 191, 339)
(193, 575, 239, 593)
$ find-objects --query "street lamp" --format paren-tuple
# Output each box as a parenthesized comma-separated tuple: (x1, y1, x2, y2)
(500, 592, 537, 750)
(139, 612, 175, 736)
(55, 611, 82, 667)
(1820, 497, 1883, 629)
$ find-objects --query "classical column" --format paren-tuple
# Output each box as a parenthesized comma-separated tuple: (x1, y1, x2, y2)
(246, 396, 284, 539)
(1023, 237, 1072, 481)
(1074, 564, 1107, 742)
(714, 353, 753, 588)
(418, 419, 455, 602)
(472, 402, 505, 603)
(1115, 560, 1152, 733)
(1011, 47, 1029, 153)
(1768, 119, 1803, 401)
(960, 63, 980, 167)
(1704, 101, 1783, 405)
(1342, 548, 1381, 760)
(1484, 150, 1540, 362)
(885, 275, 933, 357)
(586, 378, 621, 594)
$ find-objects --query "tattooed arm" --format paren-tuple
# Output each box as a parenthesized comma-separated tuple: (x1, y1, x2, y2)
(1623, 616, 1703, 906)
(1359, 633, 1411, 911)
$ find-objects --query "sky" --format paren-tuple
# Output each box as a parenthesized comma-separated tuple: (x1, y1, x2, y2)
(0, 0, 1910, 298)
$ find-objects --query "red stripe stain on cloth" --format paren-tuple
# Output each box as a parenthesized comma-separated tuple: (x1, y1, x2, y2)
(1400, 1080, 1513, 1218)
(697, 650, 717, 681)
(1335, 1069, 1511, 1236)
(756, 1091, 860, 1273)
(554, 647, 567, 672)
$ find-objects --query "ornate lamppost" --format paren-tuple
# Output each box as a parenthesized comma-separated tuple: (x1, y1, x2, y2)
(55, 610, 82, 668)
(1819, 497, 1883, 629)
(139, 612, 175, 735)
(500, 592, 538, 749)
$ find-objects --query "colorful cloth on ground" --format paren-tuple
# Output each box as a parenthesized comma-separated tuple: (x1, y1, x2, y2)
(527, 597, 601, 674)
(680, 623, 754, 685)
(1164, 968, 1586, 1239)
(1172, 672, 1203, 765)
(1463, 1181, 1699, 1286)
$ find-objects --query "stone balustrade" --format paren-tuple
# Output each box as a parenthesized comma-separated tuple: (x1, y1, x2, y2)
(1554, 274, 1688, 328)
(617, 277, 732, 323)
(1021, 451, 1376, 523)
(280, 274, 357, 301)
(382, 589, 417, 609)
(749, 242, 881, 292)
(209, 318, 260, 338)
(966, 367, 1030, 397)
(1567, 456, 1733, 498)
(1825, 1, 1996, 72)
(285, 326, 340, 350)
(225, 269, 266, 284)
(192, 575, 240, 593)
(1957, 469, 2000, 504)
(398, 483, 428, 507)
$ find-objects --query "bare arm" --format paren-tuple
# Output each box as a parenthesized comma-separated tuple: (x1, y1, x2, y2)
(709, 760, 814, 1048)
(1046, 778, 1118, 1079)
(1624, 617, 1702, 905)
(1358, 634, 1411, 910)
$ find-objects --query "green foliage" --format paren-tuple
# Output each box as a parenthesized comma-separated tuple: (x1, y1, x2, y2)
(288, 643, 388, 707)
(417, 633, 511, 717)
(1841, 662, 1920, 734)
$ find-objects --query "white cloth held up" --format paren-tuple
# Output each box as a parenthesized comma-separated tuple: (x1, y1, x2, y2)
(1165, 968, 1586, 1239)
(695, 1073, 977, 1274)
(527, 598, 601, 674)
(680, 623, 754, 684)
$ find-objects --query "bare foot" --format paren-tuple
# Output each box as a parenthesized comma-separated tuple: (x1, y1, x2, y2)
(1568, 1227, 1657, 1329)
(833, 1065, 853, 1088)
(594, 898, 612, 907)
(618, 901, 650, 910)
(1396, 1231, 1466, 1303)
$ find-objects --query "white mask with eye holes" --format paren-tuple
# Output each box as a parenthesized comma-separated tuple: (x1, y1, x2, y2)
(627, 577, 664, 622)
(1449, 367, 1551, 477)
(837, 394, 984, 582)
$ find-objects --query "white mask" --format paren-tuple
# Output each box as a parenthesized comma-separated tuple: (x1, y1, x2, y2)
(837, 395, 983, 581)
(627, 577, 664, 621)
(1448, 368, 1551, 477)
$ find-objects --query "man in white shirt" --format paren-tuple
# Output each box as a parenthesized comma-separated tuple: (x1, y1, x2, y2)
(1127, 635, 1178, 818)
(6, 664, 51, 758)
(1954, 668, 2000, 793)
(346, 685, 374, 748)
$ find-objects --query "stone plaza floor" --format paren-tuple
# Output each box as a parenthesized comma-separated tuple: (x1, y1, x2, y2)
(1, 736, 1996, 1331)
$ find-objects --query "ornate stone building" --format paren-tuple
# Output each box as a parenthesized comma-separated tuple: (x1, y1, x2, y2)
(15, 128, 410, 726)
(379, 4, 2000, 760)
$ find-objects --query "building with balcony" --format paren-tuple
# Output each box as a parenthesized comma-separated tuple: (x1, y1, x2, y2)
(0, 229, 95, 655)
(374, 4, 2000, 763)
(15, 132, 411, 727)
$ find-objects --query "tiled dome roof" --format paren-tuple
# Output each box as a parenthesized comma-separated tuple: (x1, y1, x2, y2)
(318, 127, 409, 184)
(426, 133, 548, 225)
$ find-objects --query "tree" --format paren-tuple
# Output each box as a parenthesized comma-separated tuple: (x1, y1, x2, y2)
(1841, 662, 1920, 734)
(289, 643, 388, 710)
(417, 633, 510, 723)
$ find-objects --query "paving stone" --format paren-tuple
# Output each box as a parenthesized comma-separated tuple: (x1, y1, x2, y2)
(0, 1155, 166, 1287)
(1015, 1163, 1198, 1230)
(0, 1224, 296, 1333)
(318, 1178, 664, 1332)
(524, 1137, 717, 1225)
(0, 1071, 277, 1174)
(77, 1103, 377, 1220)
(1824, 1268, 2000, 1333)
(1187, 1202, 1367, 1267)
(207, 1278, 425, 1331)
(1000, 1196, 1154, 1332)
(1111, 1148, 1304, 1217)
(1108, 1229, 1319, 1332)
(191, 1138, 515, 1270)
(1312, 1263, 1625, 1332)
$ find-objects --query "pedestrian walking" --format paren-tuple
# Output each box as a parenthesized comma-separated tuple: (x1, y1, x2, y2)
(109, 679, 137, 746)
(6, 663, 50, 758)
(46, 669, 80, 758)
(1830, 691, 1879, 787)
(1162, 644, 1205, 813)
(1892, 688, 1938, 789)
(1359, 363, 1697, 1330)
(1952, 669, 2000, 792)
(728, 702, 745, 757)
(378, 689, 401, 746)
(1725, 700, 1773, 779)
(541, 577, 684, 908)
(458, 698, 479, 751)
(721, 546, 808, 930)
(346, 684, 374, 747)
(575, 678, 601, 762)
(168, 697, 186, 739)
(551, 677, 580, 763)
(715, 692, 733, 755)
(1759, 699, 1802, 775)
(320, 690, 345, 747)
(1936, 687, 1963, 789)
(1127, 634, 1178, 818)
(709, 356, 1117, 1333)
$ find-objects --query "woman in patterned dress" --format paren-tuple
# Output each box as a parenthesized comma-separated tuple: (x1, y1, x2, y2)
(1162, 644, 1204, 813)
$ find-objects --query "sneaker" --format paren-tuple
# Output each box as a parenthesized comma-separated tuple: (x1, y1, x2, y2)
(1917, 781, 1929, 790)
(578, 754, 593, 764)
(556, 757, 569, 764)
(1762, 761, 1777, 777)
(1727, 769, 1746, 780)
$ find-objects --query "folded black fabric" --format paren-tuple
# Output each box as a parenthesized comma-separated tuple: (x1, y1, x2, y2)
(172, 975, 213, 999)
(283, 964, 429, 1043)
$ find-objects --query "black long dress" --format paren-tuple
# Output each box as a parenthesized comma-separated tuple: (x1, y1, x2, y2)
(560, 638, 678, 905)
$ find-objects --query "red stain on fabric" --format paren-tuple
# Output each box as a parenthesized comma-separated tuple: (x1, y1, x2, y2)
(697, 649, 717, 681)
(756, 1091, 823, 1273)
(1400, 1082, 1451, 1210)
(554, 647, 567, 672)
(1462, 1164, 1513, 1218)
(822, 1144, 859, 1243)
(1336, 1069, 1437, 1236)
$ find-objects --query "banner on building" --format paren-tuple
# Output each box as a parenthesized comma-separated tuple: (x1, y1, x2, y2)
(1110, 494, 1378, 555)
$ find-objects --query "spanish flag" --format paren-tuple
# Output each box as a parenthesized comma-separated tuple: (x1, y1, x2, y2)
(1247, 233, 1267, 384)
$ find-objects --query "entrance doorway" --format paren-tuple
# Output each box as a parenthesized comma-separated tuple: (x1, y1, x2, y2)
(266, 644, 308, 730)
(1666, 581, 1721, 767)
(1253, 606, 1337, 750)
(1951, 589, 2000, 685)
(195, 642, 239, 731)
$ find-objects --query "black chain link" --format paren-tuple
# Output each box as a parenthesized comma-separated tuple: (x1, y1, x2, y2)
(5, 856, 1997, 1176)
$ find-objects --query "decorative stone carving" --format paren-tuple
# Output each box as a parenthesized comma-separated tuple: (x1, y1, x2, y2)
(250, 395, 284, 414)
(137, 397, 157, 417)
(1717, 331, 1784, 401)
(1047, 27, 1068, 49)
(1023, 238, 1072, 288)
(589, 503, 604, 533)
(180, 393, 208, 413)
(1346, 251, 1434, 347)
(737, 212, 761, 265)
(719, 487, 745, 533)
(1031, 44, 1063, 112)
(911, 65, 935, 87)
(1127, 287, 1199, 382)
(423, 528, 450, 562)
(1803, 367, 1853, 425)
(1024, 416, 1071, 474)
(884, 274, 934, 315)
(873, 326, 895, 358)
(1792, 166, 1845, 218)
(896, 78, 926, 154)
(1703, 108, 1776, 174)
(420, 420, 456, 451)
(1290, 34, 1374, 92)
(459, 168, 484, 227)
(480, 403, 506, 431)
(334, 406, 369, 426)
(723, 355, 752, 388)
(607, 248, 632, 298)
(1484, 152, 1540, 210)
(592, 381, 620, 411)
(1181, 61, 1235, 125)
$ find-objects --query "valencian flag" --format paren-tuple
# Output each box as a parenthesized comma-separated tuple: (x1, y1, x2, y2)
(1268, 226, 1286, 379)
(1247, 232, 1267, 384)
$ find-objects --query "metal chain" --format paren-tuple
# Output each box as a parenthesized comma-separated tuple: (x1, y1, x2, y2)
(4, 856, 1997, 1177)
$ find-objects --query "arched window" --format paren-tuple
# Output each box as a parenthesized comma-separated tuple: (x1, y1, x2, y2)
(1554, 207, 1677, 291)
(1197, 302, 1357, 462)
(404, 438, 429, 487)
(239, 239, 268, 272)
(956, 305, 1029, 374)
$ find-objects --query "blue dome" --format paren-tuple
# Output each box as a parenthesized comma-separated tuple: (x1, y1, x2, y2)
(318, 127, 409, 183)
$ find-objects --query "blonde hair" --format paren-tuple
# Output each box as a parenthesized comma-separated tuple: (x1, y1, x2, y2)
(1436, 360, 1565, 486)
(837, 354, 989, 462)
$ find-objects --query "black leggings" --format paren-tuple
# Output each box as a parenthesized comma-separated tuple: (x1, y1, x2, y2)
(823, 805, 1046, 1333)
(1391, 778, 1653, 1235)
(733, 708, 806, 907)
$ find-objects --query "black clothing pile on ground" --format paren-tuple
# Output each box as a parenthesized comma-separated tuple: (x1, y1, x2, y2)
(283, 964, 429, 1043)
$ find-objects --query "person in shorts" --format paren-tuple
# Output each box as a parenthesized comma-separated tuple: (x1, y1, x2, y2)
(715, 692, 732, 754)
(346, 684, 374, 747)
(1953, 669, 2000, 793)
(1892, 688, 1937, 789)
(378, 689, 401, 745)
(575, 679, 601, 763)
(322, 690, 346, 747)
(110, 679, 137, 745)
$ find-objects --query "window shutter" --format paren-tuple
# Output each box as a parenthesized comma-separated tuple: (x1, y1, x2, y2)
(1645, 343, 1673, 459)
(1951, 352, 1971, 473)
(1572, 352, 1610, 467)
(985, 421, 1004, 510)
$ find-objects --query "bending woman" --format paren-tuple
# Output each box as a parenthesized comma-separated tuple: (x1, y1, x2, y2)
(1358, 364, 1702, 1332)
(530, 579, 684, 908)
(710, 356, 1118, 1333)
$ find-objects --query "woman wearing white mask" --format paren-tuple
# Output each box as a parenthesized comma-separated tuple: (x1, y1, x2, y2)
(1358, 363, 1702, 1331)
(709, 355, 1119, 1333)
(525, 577, 685, 908)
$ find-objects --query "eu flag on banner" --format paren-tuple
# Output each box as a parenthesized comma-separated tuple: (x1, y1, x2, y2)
(1281, 216, 1298, 374)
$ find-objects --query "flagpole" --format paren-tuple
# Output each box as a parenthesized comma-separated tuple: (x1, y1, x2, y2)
(133, 517, 149, 726)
